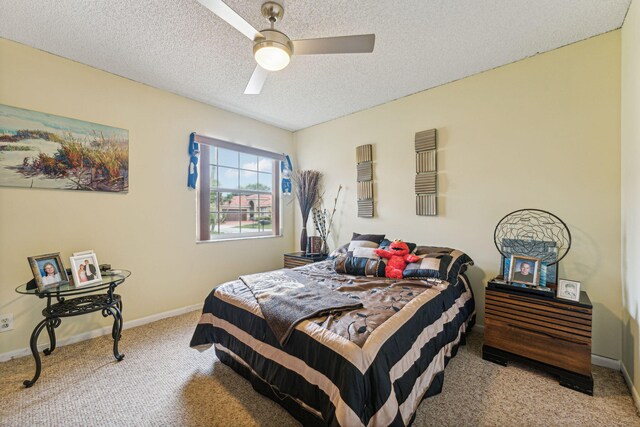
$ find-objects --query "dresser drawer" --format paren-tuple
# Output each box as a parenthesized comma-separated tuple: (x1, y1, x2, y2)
(486, 293, 591, 335)
(284, 258, 310, 268)
(283, 253, 327, 269)
(486, 289, 592, 317)
(484, 316, 592, 376)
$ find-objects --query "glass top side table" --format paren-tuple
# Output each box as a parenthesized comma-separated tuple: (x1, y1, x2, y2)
(15, 270, 131, 387)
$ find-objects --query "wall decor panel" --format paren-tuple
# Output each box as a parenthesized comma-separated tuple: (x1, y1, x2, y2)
(415, 129, 437, 216)
(356, 144, 374, 218)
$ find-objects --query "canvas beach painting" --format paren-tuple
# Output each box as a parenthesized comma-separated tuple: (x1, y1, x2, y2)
(0, 104, 129, 192)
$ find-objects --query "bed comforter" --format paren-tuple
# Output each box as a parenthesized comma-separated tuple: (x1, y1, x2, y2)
(190, 260, 475, 427)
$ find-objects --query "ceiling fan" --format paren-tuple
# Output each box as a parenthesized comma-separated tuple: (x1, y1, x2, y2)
(196, 0, 376, 94)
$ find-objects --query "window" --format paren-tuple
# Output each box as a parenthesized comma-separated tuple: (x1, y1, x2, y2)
(196, 135, 282, 242)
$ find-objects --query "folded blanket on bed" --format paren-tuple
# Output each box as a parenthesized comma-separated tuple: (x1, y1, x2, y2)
(239, 269, 362, 346)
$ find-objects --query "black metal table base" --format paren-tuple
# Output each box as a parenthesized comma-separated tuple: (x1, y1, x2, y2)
(23, 293, 124, 388)
(482, 345, 594, 396)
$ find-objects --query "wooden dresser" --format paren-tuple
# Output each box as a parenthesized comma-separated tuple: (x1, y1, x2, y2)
(283, 252, 327, 269)
(483, 282, 593, 395)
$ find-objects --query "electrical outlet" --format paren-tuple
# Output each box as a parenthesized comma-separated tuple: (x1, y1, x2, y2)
(0, 314, 14, 332)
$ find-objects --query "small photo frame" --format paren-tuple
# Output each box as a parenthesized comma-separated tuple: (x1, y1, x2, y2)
(307, 236, 322, 255)
(508, 254, 541, 287)
(69, 252, 102, 287)
(503, 257, 548, 287)
(28, 253, 69, 290)
(73, 249, 94, 257)
(557, 279, 581, 301)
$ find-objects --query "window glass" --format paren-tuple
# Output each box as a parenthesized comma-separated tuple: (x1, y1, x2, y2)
(258, 172, 272, 191)
(218, 148, 238, 168)
(209, 147, 218, 165)
(240, 153, 258, 171)
(218, 167, 239, 189)
(209, 212, 220, 235)
(258, 157, 272, 172)
(198, 140, 280, 242)
(210, 166, 218, 189)
(209, 191, 220, 212)
(240, 170, 259, 190)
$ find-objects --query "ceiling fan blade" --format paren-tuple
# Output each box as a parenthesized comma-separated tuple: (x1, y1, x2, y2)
(291, 34, 375, 55)
(244, 65, 269, 95)
(196, 0, 262, 41)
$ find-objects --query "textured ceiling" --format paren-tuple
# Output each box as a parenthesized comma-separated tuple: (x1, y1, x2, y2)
(0, 0, 631, 131)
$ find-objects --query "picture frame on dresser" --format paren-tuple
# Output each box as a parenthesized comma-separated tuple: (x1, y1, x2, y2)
(507, 254, 541, 287)
(500, 238, 559, 284)
(557, 279, 581, 301)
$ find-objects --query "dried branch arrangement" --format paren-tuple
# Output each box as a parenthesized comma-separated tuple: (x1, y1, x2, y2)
(292, 170, 321, 252)
(312, 184, 342, 254)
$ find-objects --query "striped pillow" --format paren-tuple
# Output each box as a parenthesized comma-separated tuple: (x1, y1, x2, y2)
(328, 242, 350, 259)
(334, 234, 387, 277)
(403, 247, 473, 283)
(347, 233, 386, 253)
(328, 232, 386, 259)
(333, 252, 387, 277)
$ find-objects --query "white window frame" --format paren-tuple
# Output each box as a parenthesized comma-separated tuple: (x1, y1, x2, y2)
(195, 134, 283, 242)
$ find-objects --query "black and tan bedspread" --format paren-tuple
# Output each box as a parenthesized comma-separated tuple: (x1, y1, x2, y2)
(191, 260, 475, 427)
(239, 269, 362, 345)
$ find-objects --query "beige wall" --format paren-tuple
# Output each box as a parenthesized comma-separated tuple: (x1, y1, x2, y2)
(295, 32, 622, 359)
(0, 31, 627, 365)
(621, 0, 640, 403)
(0, 39, 295, 355)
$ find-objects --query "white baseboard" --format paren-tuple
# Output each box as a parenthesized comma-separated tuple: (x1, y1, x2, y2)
(591, 354, 621, 370)
(474, 323, 622, 370)
(0, 303, 202, 363)
(622, 362, 640, 412)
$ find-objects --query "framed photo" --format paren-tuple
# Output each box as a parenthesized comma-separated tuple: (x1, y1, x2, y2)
(307, 236, 322, 255)
(28, 253, 69, 290)
(69, 252, 102, 287)
(500, 238, 558, 284)
(73, 249, 94, 257)
(508, 254, 541, 287)
(557, 279, 581, 301)
(503, 257, 548, 287)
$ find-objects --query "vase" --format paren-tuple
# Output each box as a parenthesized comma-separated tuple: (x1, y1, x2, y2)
(300, 226, 308, 253)
(320, 238, 329, 256)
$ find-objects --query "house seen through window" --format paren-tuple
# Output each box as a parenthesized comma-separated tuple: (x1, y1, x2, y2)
(197, 137, 281, 241)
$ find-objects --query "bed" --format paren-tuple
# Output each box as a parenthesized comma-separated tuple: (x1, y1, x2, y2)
(190, 250, 475, 427)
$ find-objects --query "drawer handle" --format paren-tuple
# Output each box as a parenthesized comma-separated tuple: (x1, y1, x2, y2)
(506, 322, 589, 346)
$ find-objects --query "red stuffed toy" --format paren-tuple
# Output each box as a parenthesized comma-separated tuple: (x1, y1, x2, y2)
(374, 240, 421, 279)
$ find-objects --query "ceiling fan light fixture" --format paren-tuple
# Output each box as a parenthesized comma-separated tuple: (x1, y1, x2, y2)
(254, 43, 290, 71)
(197, 0, 375, 94)
(253, 29, 292, 71)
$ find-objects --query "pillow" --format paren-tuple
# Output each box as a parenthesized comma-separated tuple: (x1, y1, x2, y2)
(379, 238, 417, 254)
(352, 247, 379, 258)
(328, 233, 386, 259)
(328, 242, 349, 259)
(333, 253, 386, 277)
(414, 246, 453, 256)
(347, 233, 386, 253)
(403, 247, 473, 283)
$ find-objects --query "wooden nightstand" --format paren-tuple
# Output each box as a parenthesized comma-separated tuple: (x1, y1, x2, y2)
(482, 281, 593, 395)
(283, 252, 327, 269)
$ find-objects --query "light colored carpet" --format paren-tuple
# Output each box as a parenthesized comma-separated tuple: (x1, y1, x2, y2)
(0, 310, 637, 426)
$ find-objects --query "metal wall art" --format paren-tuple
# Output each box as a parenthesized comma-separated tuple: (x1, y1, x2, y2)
(415, 129, 437, 215)
(356, 144, 374, 217)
